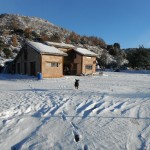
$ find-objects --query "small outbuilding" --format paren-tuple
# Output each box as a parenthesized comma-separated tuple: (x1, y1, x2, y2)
(64, 47, 97, 75)
(45, 41, 98, 75)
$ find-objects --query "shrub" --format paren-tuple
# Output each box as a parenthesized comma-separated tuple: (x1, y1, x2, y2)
(49, 33, 61, 42)
(3, 48, 12, 58)
(11, 35, 18, 47)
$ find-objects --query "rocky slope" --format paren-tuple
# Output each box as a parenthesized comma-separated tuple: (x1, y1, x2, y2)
(0, 14, 129, 69)
(0, 14, 107, 66)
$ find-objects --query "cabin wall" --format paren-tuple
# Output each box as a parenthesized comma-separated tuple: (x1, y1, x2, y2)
(14, 44, 41, 76)
(41, 55, 63, 78)
(74, 54, 82, 75)
(82, 56, 96, 75)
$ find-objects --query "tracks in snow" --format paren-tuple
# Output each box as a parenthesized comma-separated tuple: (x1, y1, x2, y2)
(0, 76, 149, 150)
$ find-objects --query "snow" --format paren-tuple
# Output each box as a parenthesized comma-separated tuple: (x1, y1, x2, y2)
(45, 41, 75, 49)
(27, 41, 67, 56)
(0, 57, 13, 67)
(0, 72, 150, 150)
(75, 47, 98, 56)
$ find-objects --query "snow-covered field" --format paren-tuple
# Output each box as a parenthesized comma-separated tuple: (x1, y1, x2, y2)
(0, 72, 150, 150)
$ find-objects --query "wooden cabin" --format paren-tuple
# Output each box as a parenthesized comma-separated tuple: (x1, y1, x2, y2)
(13, 41, 67, 78)
(45, 42, 97, 75)
(64, 47, 97, 75)
(11, 41, 97, 78)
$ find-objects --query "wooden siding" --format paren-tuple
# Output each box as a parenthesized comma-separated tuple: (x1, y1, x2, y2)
(13, 42, 97, 78)
(14, 45, 41, 76)
(14, 44, 64, 78)
(82, 56, 96, 75)
(74, 53, 82, 75)
(41, 55, 63, 78)
(63, 49, 97, 75)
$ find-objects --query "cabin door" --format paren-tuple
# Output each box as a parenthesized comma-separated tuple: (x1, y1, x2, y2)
(24, 62, 27, 74)
(30, 61, 36, 76)
(71, 63, 77, 75)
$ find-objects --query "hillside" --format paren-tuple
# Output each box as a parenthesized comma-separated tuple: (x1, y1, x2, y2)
(1, 14, 137, 71)
(0, 14, 70, 60)
(0, 14, 107, 65)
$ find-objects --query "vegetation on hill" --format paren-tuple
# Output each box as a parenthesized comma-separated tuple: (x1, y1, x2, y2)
(0, 13, 150, 70)
(126, 46, 150, 69)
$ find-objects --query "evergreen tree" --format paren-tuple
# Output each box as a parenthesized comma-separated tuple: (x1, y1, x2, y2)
(126, 48, 150, 69)
(107, 43, 128, 68)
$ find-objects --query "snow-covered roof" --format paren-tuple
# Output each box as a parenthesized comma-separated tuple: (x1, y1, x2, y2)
(74, 47, 98, 56)
(27, 41, 68, 56)
(45, 41, 75, 49)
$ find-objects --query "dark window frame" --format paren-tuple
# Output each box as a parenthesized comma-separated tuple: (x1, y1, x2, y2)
(85, 65, 93, 70)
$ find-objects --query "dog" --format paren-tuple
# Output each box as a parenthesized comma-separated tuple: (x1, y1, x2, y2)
(74, 79, 79, 89)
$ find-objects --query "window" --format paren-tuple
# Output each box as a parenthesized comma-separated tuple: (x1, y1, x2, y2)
(85, 65, 93, 70)
(46, 62, 59, 67)
(51, 62, 59, 67)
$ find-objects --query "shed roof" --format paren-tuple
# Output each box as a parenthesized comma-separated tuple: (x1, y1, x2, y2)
(74, 47, 97, 56)
(27, 41, 68, 56)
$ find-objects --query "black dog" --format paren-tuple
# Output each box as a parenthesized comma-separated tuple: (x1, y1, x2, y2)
(74, 79, 79, 89)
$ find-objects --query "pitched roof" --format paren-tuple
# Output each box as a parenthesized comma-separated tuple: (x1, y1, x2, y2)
(45, 41, 75, 49)
(74, 47, 97, 56)
(27, 41, 68, 56)
(45, 41, 97, 57)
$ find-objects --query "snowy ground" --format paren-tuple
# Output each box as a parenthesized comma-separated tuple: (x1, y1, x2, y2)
(0, 72, 150, 150)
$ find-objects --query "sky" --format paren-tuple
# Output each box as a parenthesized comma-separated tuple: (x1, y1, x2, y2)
(0, 0, 150, 49)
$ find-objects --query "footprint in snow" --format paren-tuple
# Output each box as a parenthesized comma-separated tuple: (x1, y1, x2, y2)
(73, 130, 80, 143)
(71, 122, 79, 130)
(61, 110, 68, 121)
(2, 119, 7, 125)
(61, 113, 66, 121)
(130, 118, 139, 125)
(76, 101, 93, 114)
(83, 144, 88, 150)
